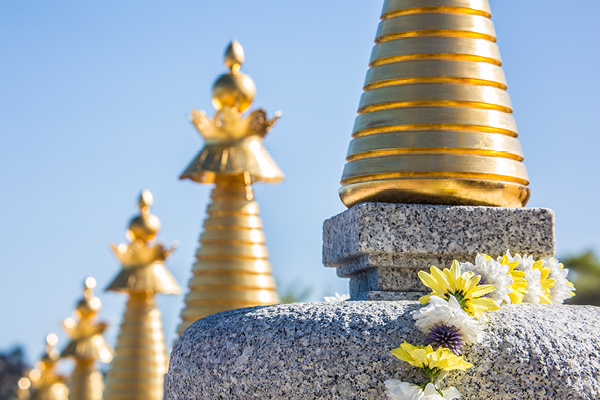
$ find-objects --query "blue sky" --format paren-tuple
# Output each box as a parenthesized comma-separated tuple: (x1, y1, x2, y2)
(1, 0, 599, 363)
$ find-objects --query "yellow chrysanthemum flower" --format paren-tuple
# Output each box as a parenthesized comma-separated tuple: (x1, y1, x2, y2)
(533, 260, 555, 304)
(418, 261, 500, 316)
(390, 342, 472, 374)
(499, 255, 528, 304)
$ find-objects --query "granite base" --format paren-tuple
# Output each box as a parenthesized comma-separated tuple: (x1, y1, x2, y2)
(166, 302, 600, 400)
(323, 204, 555, 299)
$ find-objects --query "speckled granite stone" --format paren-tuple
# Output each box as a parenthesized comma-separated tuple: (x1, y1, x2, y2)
(323, 204, 555, 298)
(166, 302, 600, 400)
(351, 291, 422, 301)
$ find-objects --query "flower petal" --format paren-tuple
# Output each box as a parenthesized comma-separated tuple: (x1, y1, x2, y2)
(419, 270, 447, 294)
(442, 386, 461, 400)
(467, 284, 496, 298)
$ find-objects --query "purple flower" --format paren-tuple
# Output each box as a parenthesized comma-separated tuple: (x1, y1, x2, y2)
(425, 324, 464, 355)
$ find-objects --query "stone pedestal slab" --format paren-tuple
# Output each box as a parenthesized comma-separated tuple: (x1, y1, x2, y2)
(323, 203, 555, 299)
(166, 302, 600, 400)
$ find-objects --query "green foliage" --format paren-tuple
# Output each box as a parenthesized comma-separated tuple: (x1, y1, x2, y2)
(279, 282, 313, 304)
(562, 250, 600, 306)
(562, 251, 600, 276)
(0, 346, 28, 400)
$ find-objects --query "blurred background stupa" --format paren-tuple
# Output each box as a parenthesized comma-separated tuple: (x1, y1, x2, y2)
(26, 334, 68, 400)
(176, 41, 283, 335)
(60, 278, 113, 400)
(104, 190, 180, 400)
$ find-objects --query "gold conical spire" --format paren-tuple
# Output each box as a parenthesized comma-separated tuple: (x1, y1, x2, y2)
(61, 278, 113, 400)
(26, 334, 69, 400)
(104, 190, 180, 400)
(176, 41, 282, 335)
(339, 0, 530, 208)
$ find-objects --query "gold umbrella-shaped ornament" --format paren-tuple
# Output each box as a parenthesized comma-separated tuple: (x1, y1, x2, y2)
(103, 190, 180, 400)
(60, 278, 113, 400)
(17, 334, 68, 400)
(176, 40, 283, 335)
(339, 0, 530, 208)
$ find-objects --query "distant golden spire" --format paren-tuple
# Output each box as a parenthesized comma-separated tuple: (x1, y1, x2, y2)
(61, 278, 113, 400)
(104, 190, 180, 400)
(176, 41, 282, 335)
(25, 334, 68, 400)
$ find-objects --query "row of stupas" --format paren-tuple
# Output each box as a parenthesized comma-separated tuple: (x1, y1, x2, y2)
(13, 40, 285, 400)
(15, 0, 536, 395)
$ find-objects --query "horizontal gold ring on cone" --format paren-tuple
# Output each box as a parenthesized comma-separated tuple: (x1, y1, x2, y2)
(381, 0, 492, 19)
(192, 259, 272, 273)
(364, 60, 506, 91)
(376, 13, 496, 43)
(370, 37, 502, 67)
(346, 131, 523, 161)
(188, 274, 277, 288)
(358, 83, 512, 114)
(339, 178, 530, 208)
(352, 107, 518, 138)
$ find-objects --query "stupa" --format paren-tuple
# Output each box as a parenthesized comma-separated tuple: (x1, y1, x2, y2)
(175, 40, 283, 335)
(103, 190, 180, 400)
(60, 278, 113, 400)
(166, 2, 600, 399)
(26, 334, 68, 400)
(339, 0, 529, 208)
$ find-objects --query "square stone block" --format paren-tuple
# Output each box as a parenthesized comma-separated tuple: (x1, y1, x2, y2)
(323, 203, 555, 299)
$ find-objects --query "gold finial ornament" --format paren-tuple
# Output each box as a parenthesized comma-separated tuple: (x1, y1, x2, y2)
(61, 278, 113, 400)
(211, 40, 256, 112)
(104, 190, 180, 400)
(224, 40, 245, 72)
(177, 41, 282, 335)
(24, 334, 69, 400)
(339, 0, 530, 208)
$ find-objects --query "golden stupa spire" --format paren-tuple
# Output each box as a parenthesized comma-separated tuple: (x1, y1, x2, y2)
(60, 278, 113, 400)
(104, 190, 180, 400)
(176, 40, 282, 335)
(23, 334, 69, 400)
(339, 0, 530, 208)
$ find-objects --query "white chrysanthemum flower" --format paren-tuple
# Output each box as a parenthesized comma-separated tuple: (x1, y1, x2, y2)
(385, 380, 460, 400)
(504, 250, 543, 304)
(323, 292, 350, 302)
(461, 254, 514, 304)
(413, 296, 484, 345)
(544, 258, 576, 305)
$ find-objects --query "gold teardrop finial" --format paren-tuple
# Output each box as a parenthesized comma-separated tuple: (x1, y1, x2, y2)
(84, 277, 96, 292)
(76, 277, 101, 318)
(127, 190, 161, 243)
(41, 333, 60, 366)
(212, 41, 256, 112)
(138, 189, 153, 214)
(46, 333, 58, 347)
(224, 40, 245, 73)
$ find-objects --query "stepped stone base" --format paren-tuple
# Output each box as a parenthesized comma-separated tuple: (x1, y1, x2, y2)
(323, 204, 555, 299)
(166, 301, 600, 400)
